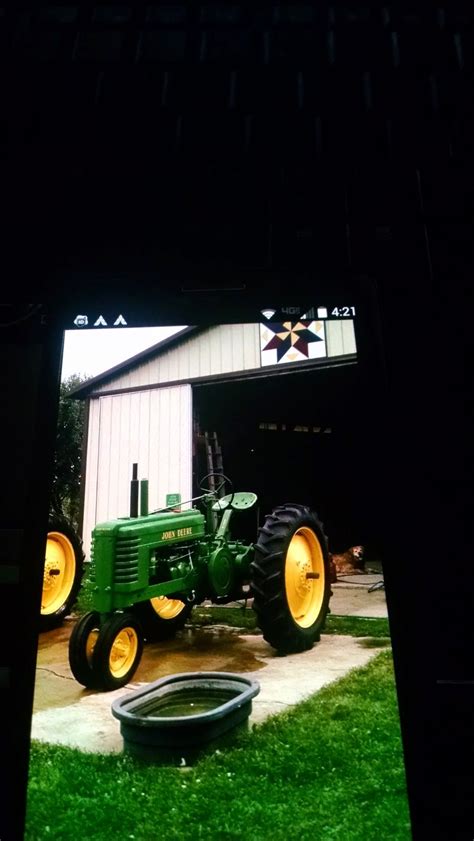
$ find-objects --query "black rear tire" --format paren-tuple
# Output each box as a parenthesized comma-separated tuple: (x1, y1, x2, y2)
(92, 612, 144, 691)
(68, 611, 101, 688)
(250, 504, 331, 654)
(40, 517, 85, 631)
(131, 597, 192, 641)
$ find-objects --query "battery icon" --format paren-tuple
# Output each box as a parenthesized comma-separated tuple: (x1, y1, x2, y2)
(317, 307, 328, 319)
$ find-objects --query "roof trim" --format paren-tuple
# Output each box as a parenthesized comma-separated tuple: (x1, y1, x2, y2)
(74, 354, 357, 400)
(68, 325, 201, 398)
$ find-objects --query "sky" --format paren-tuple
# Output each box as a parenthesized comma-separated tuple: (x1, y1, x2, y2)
(60, 326, 187, 382)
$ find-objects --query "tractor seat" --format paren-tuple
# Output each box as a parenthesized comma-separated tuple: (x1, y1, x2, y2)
(212, 492, 258, 512)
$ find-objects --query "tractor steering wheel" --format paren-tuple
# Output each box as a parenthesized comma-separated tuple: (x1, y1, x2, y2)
(199, 472, 234, 509)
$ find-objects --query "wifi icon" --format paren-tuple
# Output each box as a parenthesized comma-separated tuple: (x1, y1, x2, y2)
(261, 308, 277, 320)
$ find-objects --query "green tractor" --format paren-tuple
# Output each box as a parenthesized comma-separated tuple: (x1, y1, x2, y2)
(69, 471, 331, 691)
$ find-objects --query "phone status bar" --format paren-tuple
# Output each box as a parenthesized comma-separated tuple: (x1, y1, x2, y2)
(70, 306, 356, 329)
(260, 306, 356, 321)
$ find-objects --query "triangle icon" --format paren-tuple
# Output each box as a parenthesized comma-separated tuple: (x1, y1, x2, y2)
(114, 314, 127, 326)
(94, 315, 108, 327)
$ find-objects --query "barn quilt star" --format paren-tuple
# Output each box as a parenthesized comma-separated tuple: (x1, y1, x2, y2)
(261, 320, 324, 363)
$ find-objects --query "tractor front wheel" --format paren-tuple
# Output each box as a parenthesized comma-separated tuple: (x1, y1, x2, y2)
(68, 611, 101, 688)
(92, 613, 143, 691)
(250, 504, 331, 654)
(132, 597, 192, 641)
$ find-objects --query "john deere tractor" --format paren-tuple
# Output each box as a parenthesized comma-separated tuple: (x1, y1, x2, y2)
(69, 471, 331, 691)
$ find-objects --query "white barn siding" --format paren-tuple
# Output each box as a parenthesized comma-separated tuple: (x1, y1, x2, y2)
(92, 321, 355, 396)
(81, 384, 192, 559)
(326, 319, 357, 357)
(92, 323, 262, 394)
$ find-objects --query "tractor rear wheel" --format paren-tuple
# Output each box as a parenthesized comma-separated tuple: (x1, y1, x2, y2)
(40, 517, 85, 631)
(92, 613, 143, 691)
(68, 611, 101, 688)
(132, 597, 192, 641)
(250, 504, 331, 654)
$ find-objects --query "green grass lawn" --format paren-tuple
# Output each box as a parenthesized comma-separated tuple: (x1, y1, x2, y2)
(25, 650, 411, 841)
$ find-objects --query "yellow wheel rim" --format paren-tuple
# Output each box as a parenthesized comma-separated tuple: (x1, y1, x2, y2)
(42, 532, 76, 615)
(109, 627, 139, 679)
(285, 527, 325, 628)
(150, 596, 186, 620)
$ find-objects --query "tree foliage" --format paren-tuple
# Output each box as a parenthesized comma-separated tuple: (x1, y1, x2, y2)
(50, 374, 89, 530)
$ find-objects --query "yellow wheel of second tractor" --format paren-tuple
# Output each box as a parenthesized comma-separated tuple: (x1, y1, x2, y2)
(92, 613, 144, 691)
(250, 504, 331, 653)
(132, 595, 192, 641)
(40, 518, 85, 631)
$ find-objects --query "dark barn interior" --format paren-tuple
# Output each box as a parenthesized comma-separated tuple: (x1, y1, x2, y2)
(193, 360, 372, 553)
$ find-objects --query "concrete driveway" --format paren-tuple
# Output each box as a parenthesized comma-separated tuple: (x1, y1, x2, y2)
(31, 575, 388, 755)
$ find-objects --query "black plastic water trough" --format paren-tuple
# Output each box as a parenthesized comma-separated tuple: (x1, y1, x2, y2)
(111, 672, 261, 762)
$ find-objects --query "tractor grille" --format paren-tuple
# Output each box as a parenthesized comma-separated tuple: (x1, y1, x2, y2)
(114, 534, 140, 583)
(88, 538, 96, 583)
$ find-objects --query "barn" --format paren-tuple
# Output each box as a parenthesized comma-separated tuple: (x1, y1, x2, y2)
(71, 318, 361, 559)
